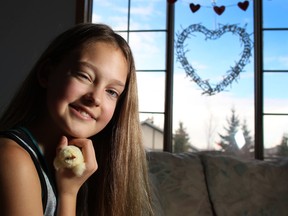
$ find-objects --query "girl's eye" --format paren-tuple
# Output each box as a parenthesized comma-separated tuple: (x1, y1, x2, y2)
(107, 89, 119, 98)
(77, 72, 92, 82)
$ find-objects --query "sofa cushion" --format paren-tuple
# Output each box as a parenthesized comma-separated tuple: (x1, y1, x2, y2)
(147, 151, 214, 216)
(201, 154, 288, 216)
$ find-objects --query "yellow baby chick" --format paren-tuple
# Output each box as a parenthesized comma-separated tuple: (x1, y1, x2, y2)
(53, 145, 86, 177)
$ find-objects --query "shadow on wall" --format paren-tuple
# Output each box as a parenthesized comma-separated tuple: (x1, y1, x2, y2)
(0, 0, 76, 113)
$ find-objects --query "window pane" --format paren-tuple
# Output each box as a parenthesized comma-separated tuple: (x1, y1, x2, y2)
(263, 31, 288, 70)
(264, 115, 288, 159)
(130, 0, 166, 30)
(137, 72, 165, 113)
(263, 1, 288, 28)
(263, 1, 288, 160)
(264, 73, 288, 113)
(174, 0, 254, 157)
(140, 113, 164, 151)
(129, 32, 166, 70)
(92, 0, 128, 31)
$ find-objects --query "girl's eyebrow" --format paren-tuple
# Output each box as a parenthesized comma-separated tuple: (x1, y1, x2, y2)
(77, 61, 126, 87)
(110, 79, 126, 88)
(77, 61, 97, 71)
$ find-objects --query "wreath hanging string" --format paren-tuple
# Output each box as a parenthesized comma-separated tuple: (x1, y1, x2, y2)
(168, 0, 251, 15)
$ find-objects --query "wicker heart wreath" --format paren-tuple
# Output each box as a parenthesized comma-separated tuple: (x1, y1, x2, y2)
(176, 24, 252, 95)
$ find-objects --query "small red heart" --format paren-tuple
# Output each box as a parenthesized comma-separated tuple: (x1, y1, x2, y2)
(167, 0, 177, 3)
(189, 3, 201, 13)
(238, 1, 249, 11)
(213, 5, 225, 15)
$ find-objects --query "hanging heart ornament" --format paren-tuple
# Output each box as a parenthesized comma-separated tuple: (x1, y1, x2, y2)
(213, 5, 225, 15)
(238, 1, 249, 11)
(189, 3, 201, 13)
(176, 24, 252, 95)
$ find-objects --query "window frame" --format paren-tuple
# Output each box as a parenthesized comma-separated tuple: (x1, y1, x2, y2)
(75, 0, 92, 24)
(254, 0, 264, 160)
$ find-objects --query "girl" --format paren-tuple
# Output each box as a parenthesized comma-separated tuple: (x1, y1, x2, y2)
(0, 23, 153, 216)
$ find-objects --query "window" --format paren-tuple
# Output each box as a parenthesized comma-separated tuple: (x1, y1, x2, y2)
(173, 1, 254, 158)
(89, 0, 288, 160)
(262, 0, 288, 159)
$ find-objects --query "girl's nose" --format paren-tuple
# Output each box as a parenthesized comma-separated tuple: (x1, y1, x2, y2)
(82, 92, 101, 106)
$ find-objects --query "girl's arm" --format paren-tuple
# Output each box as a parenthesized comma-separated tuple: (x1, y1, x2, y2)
(55, 136, 97, 216)
(0, 138, 43, 216)
(0, 136, 97, 216)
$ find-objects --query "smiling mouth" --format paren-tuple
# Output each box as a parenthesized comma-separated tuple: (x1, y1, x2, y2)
(70, 104, 96, 120)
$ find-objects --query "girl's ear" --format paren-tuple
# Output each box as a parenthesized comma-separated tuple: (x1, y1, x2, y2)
(37, 60, 52, 88)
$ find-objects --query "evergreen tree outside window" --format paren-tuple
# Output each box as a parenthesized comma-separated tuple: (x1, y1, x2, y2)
(173, 122, 192, 153)
(276, 134, 288, 157)
(218, 108, 254, 158)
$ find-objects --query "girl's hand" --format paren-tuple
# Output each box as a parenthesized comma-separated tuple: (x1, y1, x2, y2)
(54, 136, 97, 197)
(55, 136, 97, 216)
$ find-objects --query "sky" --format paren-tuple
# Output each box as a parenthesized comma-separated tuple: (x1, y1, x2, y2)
(92, 0, 288, 149)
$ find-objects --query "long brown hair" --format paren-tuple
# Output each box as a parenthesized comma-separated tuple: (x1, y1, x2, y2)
(0, 23, 153, 216)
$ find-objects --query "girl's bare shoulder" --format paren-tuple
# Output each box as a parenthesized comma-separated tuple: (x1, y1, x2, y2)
(0, 137, 31, 165)
(0, 137, 43, 215)
(0, 136, 39, 181)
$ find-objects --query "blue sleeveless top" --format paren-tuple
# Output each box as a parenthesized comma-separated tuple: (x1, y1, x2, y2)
(0, 127, 57, 216)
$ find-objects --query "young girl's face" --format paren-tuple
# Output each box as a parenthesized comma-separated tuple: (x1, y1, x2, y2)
(42, 41, 128, 138)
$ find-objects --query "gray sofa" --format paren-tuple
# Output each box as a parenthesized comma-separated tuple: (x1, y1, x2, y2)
(147, 151, 288, 216)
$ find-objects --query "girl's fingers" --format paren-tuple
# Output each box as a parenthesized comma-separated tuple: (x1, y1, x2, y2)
(56, 136, 68, 153)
